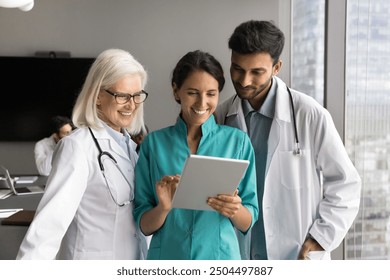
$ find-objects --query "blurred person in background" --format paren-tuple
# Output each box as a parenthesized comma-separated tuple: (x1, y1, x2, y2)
(34, 115, 73, 176)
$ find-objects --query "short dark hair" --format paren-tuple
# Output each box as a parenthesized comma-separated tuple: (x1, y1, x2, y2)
(228, 20, 285, 64)
(171, 50, 225, 104)
(50, 115, 73, 134)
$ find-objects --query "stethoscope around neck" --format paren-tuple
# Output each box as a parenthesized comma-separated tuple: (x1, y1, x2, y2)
(88, 127, 133, 207)
(286, 86, 302, 156)
(225, 85, 301, 156)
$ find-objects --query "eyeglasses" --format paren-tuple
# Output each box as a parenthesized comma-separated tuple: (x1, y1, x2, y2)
(103, 89, 148, 104)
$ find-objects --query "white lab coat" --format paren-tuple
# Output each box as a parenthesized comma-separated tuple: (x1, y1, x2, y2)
(216, 76, 361, 260)
(17, 125, 148, 259)
(34, 135, 56, 176)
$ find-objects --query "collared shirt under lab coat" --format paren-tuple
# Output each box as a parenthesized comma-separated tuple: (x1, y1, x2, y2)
(17, 124, 148, 260)
(34, 135, 57, 176)
(241, 81, 276, 260)
(134, 115, 258, 260)
(215, 76, 361, 260)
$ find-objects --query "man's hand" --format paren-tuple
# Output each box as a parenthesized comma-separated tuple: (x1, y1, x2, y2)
(298, 236, 325, 260)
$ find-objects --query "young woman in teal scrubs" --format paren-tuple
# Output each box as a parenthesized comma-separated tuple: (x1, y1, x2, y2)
(134, 50, 258, 260)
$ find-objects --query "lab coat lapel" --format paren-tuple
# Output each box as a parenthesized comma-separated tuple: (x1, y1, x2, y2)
(266, 77, 292, 175)
(273, 76, 292, 123)
(91, 127, 131, 164)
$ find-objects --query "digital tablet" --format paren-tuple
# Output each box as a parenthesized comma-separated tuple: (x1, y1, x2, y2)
(172, 154, 249, 211)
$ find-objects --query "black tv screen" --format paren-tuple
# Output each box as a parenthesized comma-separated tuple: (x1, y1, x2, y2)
(0, 56, 95, 141)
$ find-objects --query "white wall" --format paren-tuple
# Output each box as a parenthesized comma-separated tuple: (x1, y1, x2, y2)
(0, 0, 288, 174)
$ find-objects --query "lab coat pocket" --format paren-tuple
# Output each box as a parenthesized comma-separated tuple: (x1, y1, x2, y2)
(278, 150, 310, 190)
(306, 250, 330, 260)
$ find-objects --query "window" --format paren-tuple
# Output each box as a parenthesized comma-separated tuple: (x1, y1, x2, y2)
(291, 0, 325, 105)
(292, 0, 390, 260)
(345, 0, 390, 260)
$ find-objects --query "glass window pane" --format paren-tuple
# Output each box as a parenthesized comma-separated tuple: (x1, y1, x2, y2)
(345, 0, 390, 260)
(291, 0, 325, 105)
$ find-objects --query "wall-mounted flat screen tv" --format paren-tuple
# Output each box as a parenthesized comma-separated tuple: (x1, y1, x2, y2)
(0, 56, 95, 141)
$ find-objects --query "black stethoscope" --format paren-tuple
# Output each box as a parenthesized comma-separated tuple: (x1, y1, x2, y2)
(225, 85, 301, 156)
(88, 127, 133, 206)
(287, 86, 301, 156)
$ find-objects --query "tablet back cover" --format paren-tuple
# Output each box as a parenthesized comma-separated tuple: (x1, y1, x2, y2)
(172, 155, 249, 211)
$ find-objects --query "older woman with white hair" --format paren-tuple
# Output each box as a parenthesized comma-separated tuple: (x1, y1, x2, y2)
(17, 49, 149, 260)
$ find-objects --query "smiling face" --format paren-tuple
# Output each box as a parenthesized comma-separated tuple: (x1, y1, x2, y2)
(230, 51, 281, 110)
(97, 75, 142, 132)
(173, 70, 219, 128)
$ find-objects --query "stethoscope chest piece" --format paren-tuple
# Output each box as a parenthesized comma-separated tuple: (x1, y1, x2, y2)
(293, 145, 302, 156)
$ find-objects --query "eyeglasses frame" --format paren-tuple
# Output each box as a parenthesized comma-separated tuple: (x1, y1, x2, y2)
(103, 89, 148, 104)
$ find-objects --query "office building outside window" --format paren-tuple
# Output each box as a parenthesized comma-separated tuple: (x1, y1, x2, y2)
(345, 0, 390, 260)
(292, 0, 390, 259)
(291, 0, 325, 105)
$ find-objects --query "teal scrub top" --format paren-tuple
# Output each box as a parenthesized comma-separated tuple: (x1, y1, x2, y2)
(134, 115, 258, 260)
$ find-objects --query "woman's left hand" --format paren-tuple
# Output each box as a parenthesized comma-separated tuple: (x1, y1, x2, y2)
(207, 189, 242, 218)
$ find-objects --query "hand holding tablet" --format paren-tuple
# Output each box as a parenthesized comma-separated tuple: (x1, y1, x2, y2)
(171, 155, 249, 211)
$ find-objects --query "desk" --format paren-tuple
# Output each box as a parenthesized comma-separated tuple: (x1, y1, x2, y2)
(0, 176, 46, 260)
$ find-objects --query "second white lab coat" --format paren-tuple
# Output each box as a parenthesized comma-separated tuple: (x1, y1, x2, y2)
(216, 76, 361, 260)
(34, 135, 56, 176)
(17, 125, 148, 259)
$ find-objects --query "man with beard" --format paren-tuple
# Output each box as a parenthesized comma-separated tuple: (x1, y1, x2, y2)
(215, 20, 361, 260)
